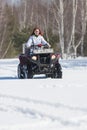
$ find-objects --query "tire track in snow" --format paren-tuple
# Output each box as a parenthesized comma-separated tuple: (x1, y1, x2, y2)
(0, 93, 87, 113)
(0, 93, 87, 127)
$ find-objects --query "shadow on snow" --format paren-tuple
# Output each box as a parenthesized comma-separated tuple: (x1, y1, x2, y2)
(0, 76, 18, 80)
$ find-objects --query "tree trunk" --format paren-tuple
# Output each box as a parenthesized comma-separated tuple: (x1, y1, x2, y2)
(59, 0, 64, 58)
(81, 0, 87, 56)
(52, 0, 64, 58)
(67, 0, 78, 58)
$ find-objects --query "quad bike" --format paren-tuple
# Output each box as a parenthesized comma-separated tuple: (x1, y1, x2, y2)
(17, 44, 62, 79)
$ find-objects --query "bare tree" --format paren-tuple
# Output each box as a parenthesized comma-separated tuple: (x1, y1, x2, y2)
(70, 0, 87, 57)
(52, 0, 64, 58)
(0, 3, 6, 58)
(80, 0, 87, 56)
(66, 0, 78, 58)
(0, 0, 87, 58)
(17, 0, 27, 30)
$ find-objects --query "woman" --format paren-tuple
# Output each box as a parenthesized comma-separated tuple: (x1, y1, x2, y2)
(26, 27, 51, 48)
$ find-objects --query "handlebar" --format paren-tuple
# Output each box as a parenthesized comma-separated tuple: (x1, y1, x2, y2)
(30, 44, 50, 49)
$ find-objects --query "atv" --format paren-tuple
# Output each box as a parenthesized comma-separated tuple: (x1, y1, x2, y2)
(17, 45, 62, 79)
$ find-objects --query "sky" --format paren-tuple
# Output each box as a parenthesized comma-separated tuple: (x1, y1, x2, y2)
(5, 0, 21, 5)
(7, 0, 52, 5)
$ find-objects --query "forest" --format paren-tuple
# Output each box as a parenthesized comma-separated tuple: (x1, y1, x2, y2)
(0, 0, 87, 58)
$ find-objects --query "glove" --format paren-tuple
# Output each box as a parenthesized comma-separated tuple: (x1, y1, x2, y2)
(47, 44, 51, 48)
(38, 43, 42, 47)
(48, 44, 51, 48)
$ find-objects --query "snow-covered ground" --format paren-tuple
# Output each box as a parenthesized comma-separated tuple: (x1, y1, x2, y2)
(0, 57, 87, 130)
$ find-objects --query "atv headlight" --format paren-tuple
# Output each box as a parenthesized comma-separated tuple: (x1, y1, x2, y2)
(51, 55, 56, 60)
(32, 56, 37, 60)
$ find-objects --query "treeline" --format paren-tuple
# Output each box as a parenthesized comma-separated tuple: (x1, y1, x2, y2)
(0, 0, 87, 58)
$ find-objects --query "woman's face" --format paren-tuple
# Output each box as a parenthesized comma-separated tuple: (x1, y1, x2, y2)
(34, 29, 40, 36)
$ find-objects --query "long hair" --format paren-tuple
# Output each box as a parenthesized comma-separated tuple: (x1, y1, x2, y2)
(31, 27, 43, 36)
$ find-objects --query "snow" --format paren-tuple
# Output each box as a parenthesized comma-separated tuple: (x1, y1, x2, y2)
(0, 57, 87, 130)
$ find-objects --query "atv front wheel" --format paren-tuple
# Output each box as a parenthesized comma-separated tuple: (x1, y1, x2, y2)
(18, 64, 24, 79)
(51, 63, 62, 78)
(18, 64, 29, 79)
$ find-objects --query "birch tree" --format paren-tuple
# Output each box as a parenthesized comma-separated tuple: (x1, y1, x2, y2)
(80, 0, 87, 56)
(19, 0, 27, 30)
(66, 0, 78, 58)
(70, 0, 87, 57)
(72, 0, 79, 58)
(0, 3, 6, 58)
(42, 1, 50, 42)
(52, 0, 64, 58)
(67, 0, 87, 58)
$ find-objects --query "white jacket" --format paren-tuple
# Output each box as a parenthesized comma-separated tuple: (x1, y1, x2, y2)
(26, 35, 50, 48)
